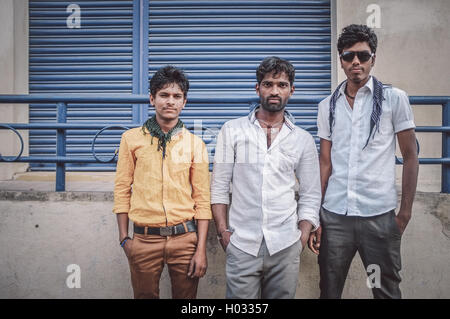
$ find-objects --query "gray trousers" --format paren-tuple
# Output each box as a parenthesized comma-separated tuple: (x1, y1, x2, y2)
(318, 208, 402, 299)
(225, 238, 302, 299)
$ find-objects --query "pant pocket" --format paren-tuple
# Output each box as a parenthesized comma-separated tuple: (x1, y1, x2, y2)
(225, 241, 233, 255)
(127, 236, 138, 263)
(390, 211, 403, 238)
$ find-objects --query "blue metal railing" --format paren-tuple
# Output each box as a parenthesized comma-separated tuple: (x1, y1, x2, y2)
(0, 94, 449, 193)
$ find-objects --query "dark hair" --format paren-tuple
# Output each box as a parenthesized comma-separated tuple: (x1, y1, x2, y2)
(337, 24, 378, 54)
(149, 66, 189, 99)
(256, 56, 295, 86)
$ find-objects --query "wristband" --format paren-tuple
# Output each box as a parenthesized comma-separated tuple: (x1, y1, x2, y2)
(120, 236, 131, 247)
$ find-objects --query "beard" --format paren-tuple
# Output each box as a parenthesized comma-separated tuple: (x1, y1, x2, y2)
(347, 66, 370, 84)
(260, 96, 287, 113)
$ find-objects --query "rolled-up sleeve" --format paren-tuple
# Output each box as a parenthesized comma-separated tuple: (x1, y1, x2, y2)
(113, 132, 135, 214)
(211, 123, 235, 205)
(190, 138, 212, 220)
(295, 133, 321, 231)
(317, 97, 332, 141)
(392, 89, 415, 133)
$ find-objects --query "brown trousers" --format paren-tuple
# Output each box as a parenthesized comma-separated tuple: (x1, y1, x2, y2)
(127, 231, 199, 299)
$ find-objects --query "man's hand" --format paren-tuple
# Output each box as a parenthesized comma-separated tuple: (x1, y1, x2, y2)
(298, 220, 313, 251)
(218, 229, 232, 252)
(395, 209, 411, 235)
(308, 226, 322, 255)
(188, 250, 207, 278)
(187, 219, 209, 278)
(122, 238, 134, 259)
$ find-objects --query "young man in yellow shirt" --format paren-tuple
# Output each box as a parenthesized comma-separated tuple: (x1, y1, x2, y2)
(113, 66, 212, 299)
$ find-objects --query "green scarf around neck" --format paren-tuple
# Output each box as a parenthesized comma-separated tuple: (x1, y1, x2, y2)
(142, 115, 184, 158)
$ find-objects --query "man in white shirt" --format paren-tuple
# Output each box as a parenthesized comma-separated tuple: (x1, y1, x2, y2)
(211, 56, 321, 299)
(308, 24, 419, 299)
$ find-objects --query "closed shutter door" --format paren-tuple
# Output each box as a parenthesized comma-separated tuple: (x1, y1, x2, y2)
(149, 0, 331, 158)
(29, 0, 330, 171)
(29, 0, 135, 171)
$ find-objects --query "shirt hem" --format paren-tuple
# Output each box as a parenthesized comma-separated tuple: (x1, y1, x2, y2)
(230, 234, 301, 257)
(230, 237, 260, 257)
(322, 205, 397, 217)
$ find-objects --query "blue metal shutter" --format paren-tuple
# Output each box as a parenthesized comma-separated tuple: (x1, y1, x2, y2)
(149, 0, 331, 158)
(29, 0, 135, 171)
(29, 0, 330, 171)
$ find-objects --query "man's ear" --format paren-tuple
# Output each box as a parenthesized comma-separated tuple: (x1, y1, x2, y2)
(371, 54, 376, 67)
(290, 84, 295, 96)
(255, 83, 260, 97)
(149, 94, 154, 106)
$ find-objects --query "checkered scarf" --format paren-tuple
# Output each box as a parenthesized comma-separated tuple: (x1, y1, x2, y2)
(328, 76, 385, 149)
(142, 115, 184, 158)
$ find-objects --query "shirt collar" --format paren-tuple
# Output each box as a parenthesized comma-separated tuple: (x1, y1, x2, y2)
(170, 127, 185, 141)
(339, 75, 374, 97)
(142, 124, 185, 139)
(248, 105, 297, 130)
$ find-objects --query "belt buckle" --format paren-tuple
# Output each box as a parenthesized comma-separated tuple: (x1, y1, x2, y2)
(160, 226, 172, 236)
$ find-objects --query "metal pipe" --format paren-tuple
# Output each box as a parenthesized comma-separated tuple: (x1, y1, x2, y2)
(56, 103, 67, 191)
(442, 102, 450, 193)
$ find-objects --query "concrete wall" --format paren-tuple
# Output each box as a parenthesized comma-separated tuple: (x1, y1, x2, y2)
(335, 0, 450, 192)
(0, 191, 448, 299)
(0, 0, 29, 180)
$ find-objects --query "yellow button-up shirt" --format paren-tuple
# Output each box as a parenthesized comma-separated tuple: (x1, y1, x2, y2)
(113, 126, 212, 226)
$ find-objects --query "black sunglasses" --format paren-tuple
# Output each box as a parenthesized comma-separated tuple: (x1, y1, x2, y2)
(340, 50, 375, 63)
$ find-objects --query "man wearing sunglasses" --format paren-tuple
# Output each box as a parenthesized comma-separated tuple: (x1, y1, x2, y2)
(309, 24, 419, 299)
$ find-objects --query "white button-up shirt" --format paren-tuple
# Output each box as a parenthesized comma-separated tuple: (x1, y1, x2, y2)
(317, 77, 415, 217)
(211, 107, 321, 256)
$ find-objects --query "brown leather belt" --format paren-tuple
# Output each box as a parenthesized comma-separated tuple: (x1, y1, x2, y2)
(133, 220, 197, 236)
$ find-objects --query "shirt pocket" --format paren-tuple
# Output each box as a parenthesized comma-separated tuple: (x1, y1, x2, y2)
(370, 111, 394, 147)
(274, 146, 298, 172)
(378, 111, 394, 136)
(169, 162, 191, 182)
(136, 147, 162, 181)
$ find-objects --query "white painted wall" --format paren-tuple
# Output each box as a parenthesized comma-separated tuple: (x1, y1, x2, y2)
(0, 0, 29, 180)
(335, 0, 450, 192)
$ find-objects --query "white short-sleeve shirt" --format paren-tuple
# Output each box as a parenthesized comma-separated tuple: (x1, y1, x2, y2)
(317, 76, 415, 216)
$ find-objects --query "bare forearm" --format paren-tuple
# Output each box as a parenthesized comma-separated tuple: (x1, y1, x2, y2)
(319, 139, 332, 203)
(116, 213, 129, 241)
(196, 219, 209, 252)
(212, 203, 228, 234)
(399, 156, 419, 216)
(320, 162, 332, 202)
(397, 129, 419, 221)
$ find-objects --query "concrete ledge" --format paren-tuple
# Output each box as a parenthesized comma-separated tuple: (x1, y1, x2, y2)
(1, 189, 448, 203)
(0, 190, 448, 298)
(0, 190, 113, 202)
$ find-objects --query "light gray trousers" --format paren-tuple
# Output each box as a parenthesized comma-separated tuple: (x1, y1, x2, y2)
(225, 238, 302, 299)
